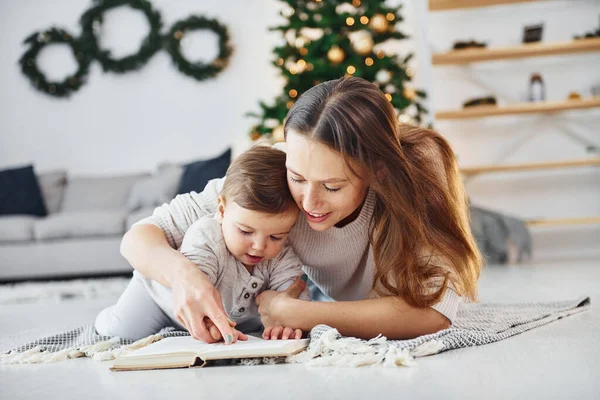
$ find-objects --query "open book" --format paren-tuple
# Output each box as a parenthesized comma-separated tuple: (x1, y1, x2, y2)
(111, 336, 309, 371)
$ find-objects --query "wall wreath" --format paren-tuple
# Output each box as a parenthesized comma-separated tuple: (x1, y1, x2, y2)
(18, 27, 92, 97)
(164, 16, 233, 82)
(79, 0, 163, 73)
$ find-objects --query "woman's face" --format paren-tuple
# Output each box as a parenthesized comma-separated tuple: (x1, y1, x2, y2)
(285, 130, 369, 231)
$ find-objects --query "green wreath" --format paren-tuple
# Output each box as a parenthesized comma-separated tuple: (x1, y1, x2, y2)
(164, 16, 233, 81)
(18, 27, 92, 97)
(80, 0, 162, 73)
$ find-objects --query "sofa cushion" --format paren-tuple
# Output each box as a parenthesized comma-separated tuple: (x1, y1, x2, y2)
(33, 211, 127, 240)
(177, 148, 231, 195)
(0, 165, 47, 217)
(38, 170, 67, 214)
(127, 164, 183, 212)
(61, 173, 149, 212)
(0, 215, 38, 242)
(126, 206, 157, 229)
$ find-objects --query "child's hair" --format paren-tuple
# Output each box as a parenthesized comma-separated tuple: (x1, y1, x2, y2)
(221, 146, 297, 214)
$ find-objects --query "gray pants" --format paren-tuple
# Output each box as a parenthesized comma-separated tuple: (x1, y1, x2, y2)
(94, 273, 186, 341)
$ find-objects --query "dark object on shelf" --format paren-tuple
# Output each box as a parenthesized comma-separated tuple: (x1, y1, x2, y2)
(463, 96, 497, 108)
(568, 92, 582, 100)
(452, 40, 487, 50)
(574, 16, 600, 39)
(592, 84, 600, 97)
(528, 73, 546, 102)
(523, 23, 544, 43)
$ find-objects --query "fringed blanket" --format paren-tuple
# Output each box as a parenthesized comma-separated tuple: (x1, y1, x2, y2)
(1, 297, 590, 367)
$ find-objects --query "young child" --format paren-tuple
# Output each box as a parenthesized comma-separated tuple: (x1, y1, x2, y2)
(95, 146, 310, 342)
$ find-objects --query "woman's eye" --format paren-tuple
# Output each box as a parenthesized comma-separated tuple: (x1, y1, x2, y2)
(324, 186, 341, 193)
(239, 229, 252, 235)
(290, 176, 304, 183)
(270, 236, 283, 241)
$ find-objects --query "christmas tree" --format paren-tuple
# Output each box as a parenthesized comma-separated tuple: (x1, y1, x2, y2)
(248, 0, 427, 142)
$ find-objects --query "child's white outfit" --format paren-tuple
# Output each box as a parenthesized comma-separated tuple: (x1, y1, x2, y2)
(95, 215, 310, 340)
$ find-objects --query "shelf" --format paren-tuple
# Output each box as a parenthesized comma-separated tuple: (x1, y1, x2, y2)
(436, 97, 600, 120)
(429, 0, 550, 11)
(432, 38, 600, 65)
(461, 158, 600, 176)
(526, 217, 600, 227)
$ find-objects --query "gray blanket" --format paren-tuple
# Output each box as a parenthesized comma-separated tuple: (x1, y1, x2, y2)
(1, 296, 590, 365)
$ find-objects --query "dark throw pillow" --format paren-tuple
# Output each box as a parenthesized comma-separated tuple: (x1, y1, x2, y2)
(0, 165, 48, 217)
(177, 148, 231, 195)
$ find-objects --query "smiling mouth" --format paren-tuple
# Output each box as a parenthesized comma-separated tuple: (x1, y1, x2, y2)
(245, 254, 263, 263)
(305, 211, 332, 222)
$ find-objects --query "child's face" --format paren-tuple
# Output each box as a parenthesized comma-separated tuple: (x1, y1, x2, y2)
(217, 198, 299, 268)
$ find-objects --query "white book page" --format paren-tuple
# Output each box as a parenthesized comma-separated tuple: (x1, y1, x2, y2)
(122, 336, 308, 359)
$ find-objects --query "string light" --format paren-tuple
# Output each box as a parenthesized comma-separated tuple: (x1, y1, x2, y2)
(276, 58, 284, 66)
(299, 47, 308, 56)
(347, 65, 356, 74)
(365, 57, 374, 66)
(385, 93, 392, 101)
(287, 101, 295, 109)
(306, 63, 314, 71)
(376, 50, 385, 59)
(352, 0, 361, 6)
(360, 16, 369, 24)
(290, 66, 298, 74)
(386, 13, 395, 21)
(297, 59, 306, 68)
(346, 17, 355, 26)
(289, 89, 298, 98)
(406, 67, 414, 77)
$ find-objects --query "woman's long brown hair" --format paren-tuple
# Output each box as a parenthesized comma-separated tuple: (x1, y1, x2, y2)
(284, 77, 482, 307)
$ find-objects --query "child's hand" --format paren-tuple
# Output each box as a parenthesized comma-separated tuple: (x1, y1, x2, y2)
(204, 318, 248, 343)
(262, 326, 303, 340)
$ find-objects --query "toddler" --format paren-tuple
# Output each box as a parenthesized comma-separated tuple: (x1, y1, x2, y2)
(95, 146, 310, 342)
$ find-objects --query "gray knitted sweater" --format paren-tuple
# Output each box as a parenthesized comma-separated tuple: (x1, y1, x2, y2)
(136, 178, 461, 322)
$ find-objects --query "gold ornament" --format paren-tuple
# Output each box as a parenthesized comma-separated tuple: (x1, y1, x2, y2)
(250, 131, 261, 141)
(403, 86, 417, 100)
(352, 34, 373, 55)
(352, 0, 361, 6)
(173, 30, 184, 40)
(276, 58, 284, 66)
(346, 65, 356, 74)
(365, 57, 374, 66)
(360, 16, 369, 25)
(286, 101, 295, 109)
(346, 17, 355, 26)
(272, 125, 285, 143)
(385, 93, 392, 102)
(370, 14, 389, 33)
(299, 47, 308, 56)
(289, 89, 298, 98)
(327, 46, 345, 63)
(386, 13, 395, 21)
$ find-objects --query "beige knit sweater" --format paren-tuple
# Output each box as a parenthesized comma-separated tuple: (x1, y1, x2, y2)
(135, 178, 461, 323)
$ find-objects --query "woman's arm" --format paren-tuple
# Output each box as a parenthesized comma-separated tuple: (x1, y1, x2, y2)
(257, 280, 450, 340)
(120, 223, 241, 343)
(288, 297, 450, 339)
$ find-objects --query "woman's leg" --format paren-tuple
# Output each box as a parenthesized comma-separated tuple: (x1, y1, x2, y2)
(94, 273, 176, 341)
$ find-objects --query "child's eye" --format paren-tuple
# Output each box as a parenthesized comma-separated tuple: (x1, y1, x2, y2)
(324, 186, 341, 193)
(270, 235, 283, 241)
(239, 229, 252, 235)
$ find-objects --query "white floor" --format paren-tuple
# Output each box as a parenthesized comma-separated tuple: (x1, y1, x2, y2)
(1, 259, 599, 400)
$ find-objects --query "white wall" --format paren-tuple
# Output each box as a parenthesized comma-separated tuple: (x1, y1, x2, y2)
(0, 0, 284, 175)
(426, 0, 600, 261)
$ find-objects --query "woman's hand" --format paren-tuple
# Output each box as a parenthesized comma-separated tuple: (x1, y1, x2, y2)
(205, 318, 248, 343)
(171, 262, 247, 344)
(262, 326, 303, 340)
(256, 276, 307, 332)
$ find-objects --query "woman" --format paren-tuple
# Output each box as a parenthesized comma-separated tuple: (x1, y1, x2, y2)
(121, 77, 482, 343)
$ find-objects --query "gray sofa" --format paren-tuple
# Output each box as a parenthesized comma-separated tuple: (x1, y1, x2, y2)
(0, 165, 182, 281)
